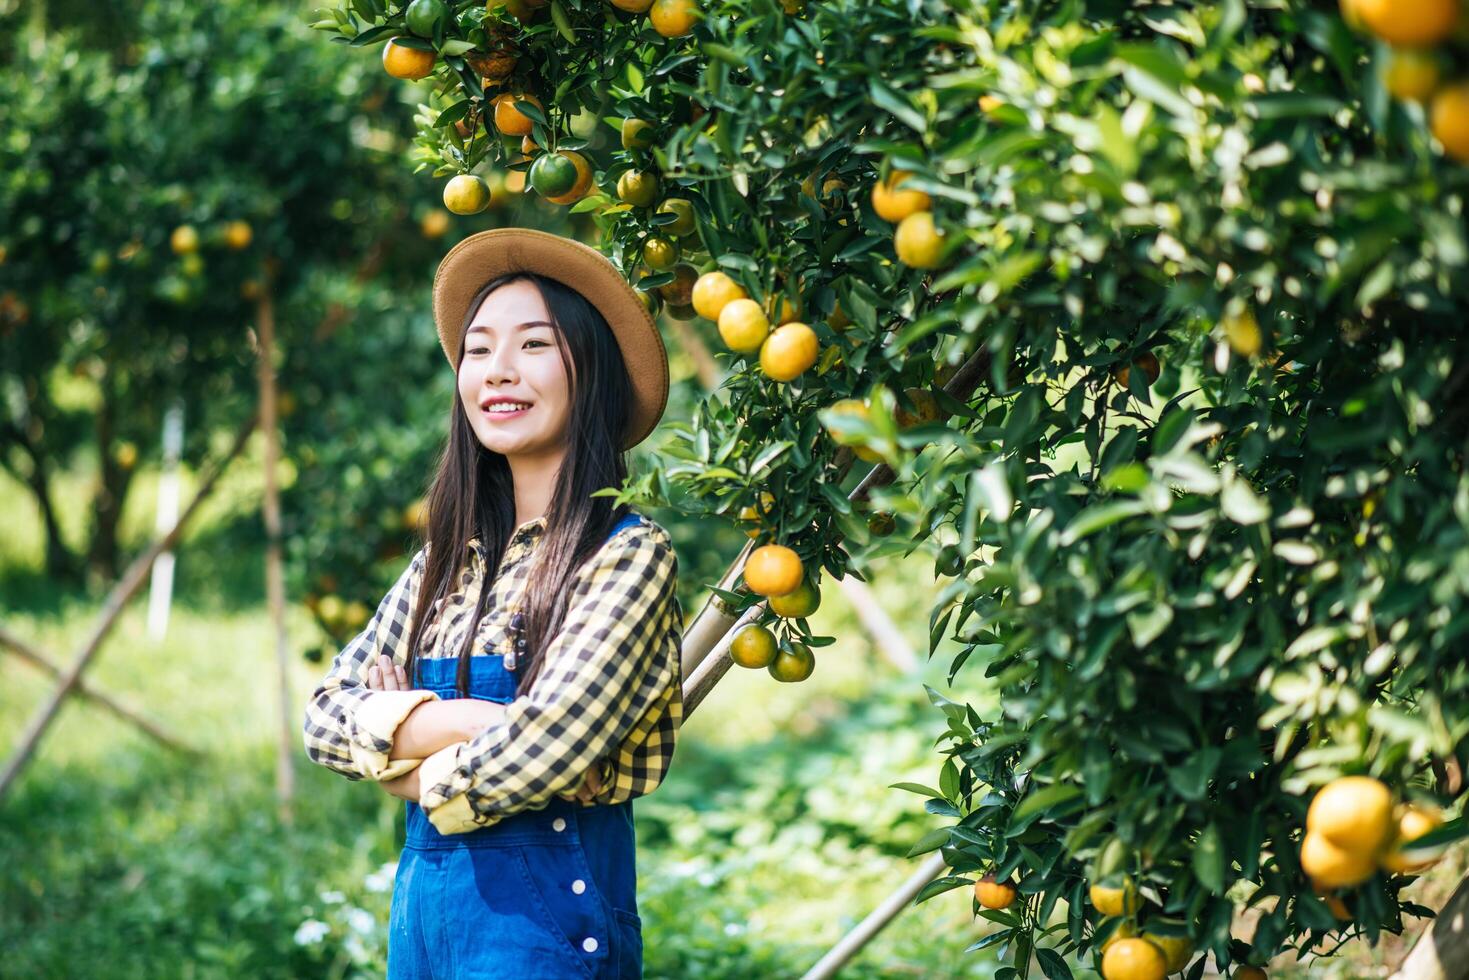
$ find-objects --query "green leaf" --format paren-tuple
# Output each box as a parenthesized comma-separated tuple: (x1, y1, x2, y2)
(1193, 823, 1225, 894)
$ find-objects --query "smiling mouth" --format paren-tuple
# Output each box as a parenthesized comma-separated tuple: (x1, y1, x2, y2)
(483, 402, 532, 417)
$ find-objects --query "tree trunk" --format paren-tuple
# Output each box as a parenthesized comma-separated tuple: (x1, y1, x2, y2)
(2, 406, 80, 582)
(87, 365, 132, 582)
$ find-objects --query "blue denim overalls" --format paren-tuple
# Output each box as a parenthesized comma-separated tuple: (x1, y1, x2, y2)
(387, 512, 645, 979)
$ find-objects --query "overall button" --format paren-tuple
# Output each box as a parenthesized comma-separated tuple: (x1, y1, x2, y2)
(552, 817, 567, 832)
(582, 937, 599, 953)
(571, 879, 586, 895)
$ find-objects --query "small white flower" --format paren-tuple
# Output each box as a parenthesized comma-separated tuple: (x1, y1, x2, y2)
(346, 907, 377, 937)
(294, 919, 330, 946)
(319, 890, 345, 905)
(365, 861, 398, 893)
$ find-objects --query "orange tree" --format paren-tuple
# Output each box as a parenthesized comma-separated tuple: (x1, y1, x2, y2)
(314, 0, 1469, 976)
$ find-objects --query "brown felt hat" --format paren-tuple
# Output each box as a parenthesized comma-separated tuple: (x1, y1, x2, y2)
(432, 227, 669, 451)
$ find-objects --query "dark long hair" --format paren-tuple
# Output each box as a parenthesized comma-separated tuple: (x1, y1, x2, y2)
(402, 271, 635, 699)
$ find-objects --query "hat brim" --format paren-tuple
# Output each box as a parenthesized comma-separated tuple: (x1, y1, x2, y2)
(433, 227, 668, 451)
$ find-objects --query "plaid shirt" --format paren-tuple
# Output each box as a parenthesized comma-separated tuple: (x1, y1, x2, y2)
(302, 514, 684, 835)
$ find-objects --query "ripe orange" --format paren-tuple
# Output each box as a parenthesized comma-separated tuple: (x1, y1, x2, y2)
(443, 174, 490, 214)
(1114, 352, 1161, 388)
(1300, 831, 1377, 889)
(824, 398, 882, 463)
(1100, 938, 1166, 980)
(1307, 776, 1394, 854)
(420, 210, 451, 238)
(738, 491, 776, 537)
(617, 169, 660, 207)
(871, 169, 931, 222)
(768, 576, 820, 618)
(745, 543, 804, 596)
(729, 623, 779, 668)
(1100, 920, 1137, 955)
(717, 298, 770, 353)
(974, 873, 1017, 910)
(223, 220, 253, 250)
(642, 236, 680, 270)
(692, 270, 747, 320)
(1382, 50, 1441, 103)
(493, 92, 542, 136)
(1356, 0, 1459, 46)
(610, 0, 654, 10)
(170, 225, 199, 255)
(1430, 81, 1469, 163)
(621, 117, 656, 150)
(649, 0, 699, 36)
(894, 211, 945, 268)
(764, 289, 803, 325)
(656, 198, 696, 236)
(759, 322, 819, 381)
(1222, 307, 1263, 357)
(545, 150, 594, 204)
(1139, 932, 1193, 974)
(768, 640, 815, 682)
(895, 387, 941, 428)
(1380, 802, 1445, 873)
(827, 299, 851, 331)
(383, 38, 436, 80)
(1089, 880, 1140, 917)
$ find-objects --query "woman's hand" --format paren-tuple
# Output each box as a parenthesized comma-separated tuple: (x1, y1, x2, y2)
(365, 654, 606, 804)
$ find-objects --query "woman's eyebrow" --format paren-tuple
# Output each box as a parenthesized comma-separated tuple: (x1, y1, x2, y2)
(466, 320, 554, 335)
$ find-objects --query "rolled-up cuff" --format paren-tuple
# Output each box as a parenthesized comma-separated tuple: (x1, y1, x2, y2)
(418, 741, 492, 835)
(347, 689, 440, 781)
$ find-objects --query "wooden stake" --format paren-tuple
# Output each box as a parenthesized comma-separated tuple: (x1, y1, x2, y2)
(800, 852, 950, 980)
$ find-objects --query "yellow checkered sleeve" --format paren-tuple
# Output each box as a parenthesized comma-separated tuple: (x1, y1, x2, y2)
(301, 548, 441, 782)
(417, 522, 684, 835)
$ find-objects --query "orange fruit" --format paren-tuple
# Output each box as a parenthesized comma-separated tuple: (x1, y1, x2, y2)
(867, 511, 896, 536)
(649, 0, 699, 36)
(622, 117, 656, 150)
(978, 94, 1003, 113)
(545, 150, 594, 204)
(767, 640, 815, 682)
(656, 198, 696, 236)
(1222, 307, 1262, 356)
(1300, 831, 1377, 889)
(759, 322, 819, 381)
(827, 299, 851, 331)
(744, 543, 804, 596)
(170, 224, 199, 255)
(1114, 352, 1161, 388)
(383, 38, 436, 80)
(1357, 0, 1459, 46)
(1101, 938, 1166, 980)
(610, 0, 654, 10)
(492, 92, 542, 136)
(642, 235, 680, 270)
(419, 210, 451, 238)
(974, 873, 1017, 910)
(1090, 880, 1140, 917)
(1340, 0, 1366, 30)
(1235, 968, 1267, 980)
(871, 169, 931, 222)
(764, 290, 802, 324)
(894, 211, 944, 268)
(768, 576, 820, 618)
(692, 270, 747, 320)
(617, 169, 660, 207)
(737, 490, 776, 539)
(1382, 49, 1441, 102)
(729, 623, 779, 668)
(824, 398, 882, 463)
(443, 174, 490, 214)
(1380, 803, 1445, 873)
(1139, 932, 1193, 974)
(657, 263, 699, 306)
(895, 387, 941, 428)
(223, 220, 253, 250)
(1101, 920, 1138, 955)
(717, 298, 770, 353)
(1430, 81, 1469, 163)
(1307, 776, 1394, 854)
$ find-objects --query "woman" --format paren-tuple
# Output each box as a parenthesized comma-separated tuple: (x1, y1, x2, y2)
(303, 227, 684, 979)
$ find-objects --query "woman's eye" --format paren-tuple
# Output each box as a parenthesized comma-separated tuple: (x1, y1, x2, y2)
(525, 339, 548, 349)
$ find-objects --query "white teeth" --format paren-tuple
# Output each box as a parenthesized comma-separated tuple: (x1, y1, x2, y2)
(486, 402, 531, 413)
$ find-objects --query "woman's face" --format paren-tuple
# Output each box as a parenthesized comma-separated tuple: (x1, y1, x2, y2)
(458, 279, 573, 458)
